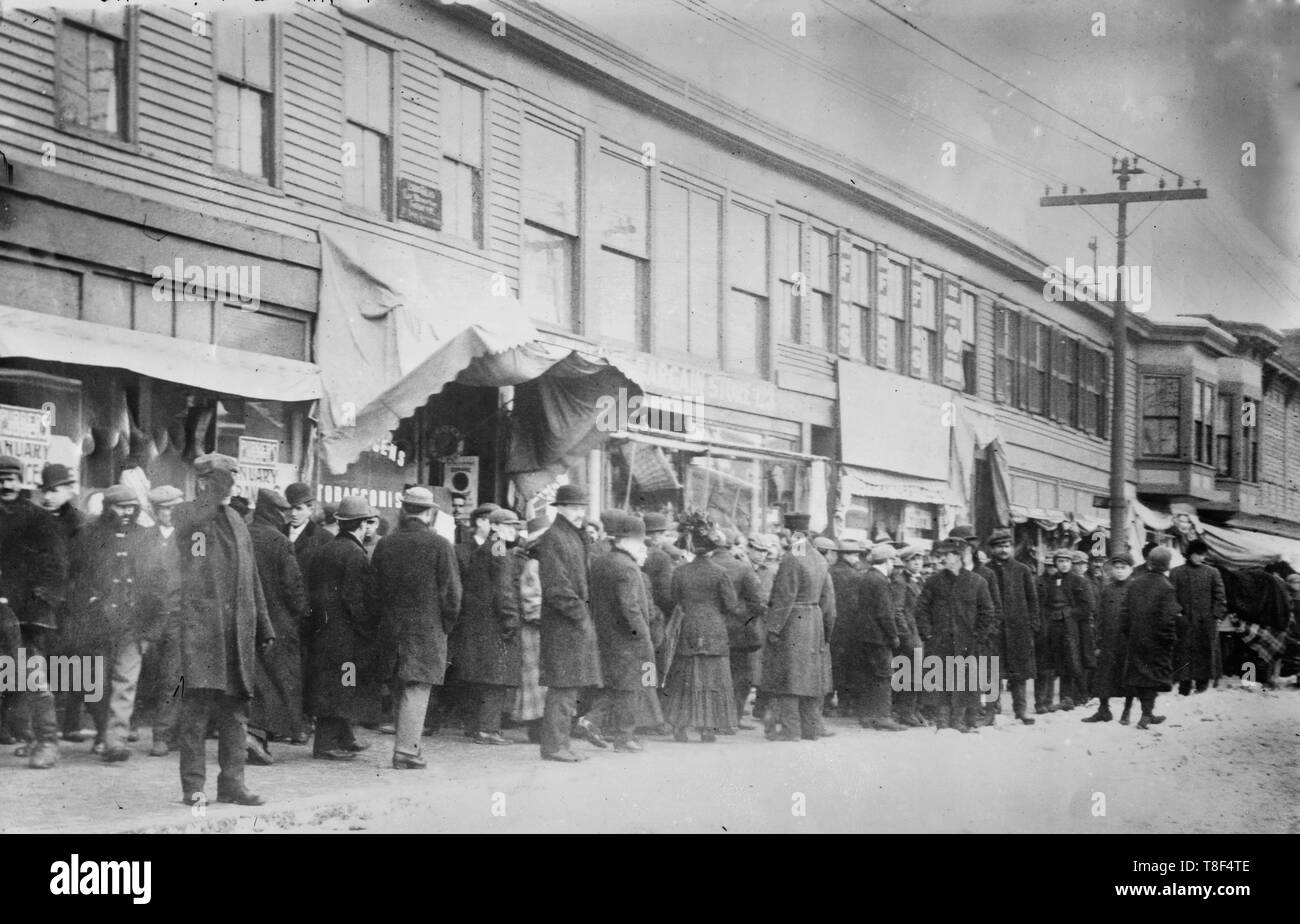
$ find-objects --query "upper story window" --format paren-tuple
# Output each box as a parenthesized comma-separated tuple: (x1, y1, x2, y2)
(657, 176, 721, 362)
(1051, 333, 1077, 426)
(1215, 392, 1235, 477)
(1242, 396, 1260, 482)
(214, 15, 276, 182)
(1192, 380, 1215, 466)
(591, 148, 649, 347)
(56, 9, 131, 141)
(959, 290, 977, 396)
(441, 73, 485, 246)
(847, 245, 873, 365)
(1024, 319, 1050, 416)
(1078, 347, 1108, 438)
(993, 304, 1020, 406)
(725, 202, 770, 377)
(876, 258, 906, 373)
(1140, 374, 1182, 457)
(910, 270, 939, 382)
(342, 32, 394, 216)
(521, 114, 580, 330)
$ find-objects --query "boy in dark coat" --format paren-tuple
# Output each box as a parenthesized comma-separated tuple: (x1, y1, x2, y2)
(1036, 549, 1094, 713)
(1083, 550, 1135, 724)
(586, 513, 657, 751)
(890, 546, 925, 726)
(173, 454, 274, 806)
(984, 529, 1040, 725)
(1170, 539, 1226, 695)
(1118, 546, 1181, 729)
(372, 487, 461, 768)
(533, 485, 601, 762)
(304, 495, 378, 762)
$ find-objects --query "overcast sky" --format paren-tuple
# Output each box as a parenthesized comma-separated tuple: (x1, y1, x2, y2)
(542, 0, 1300, 329)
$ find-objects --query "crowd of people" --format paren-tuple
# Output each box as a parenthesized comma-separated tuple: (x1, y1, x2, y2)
(1, 449, 1297, 808)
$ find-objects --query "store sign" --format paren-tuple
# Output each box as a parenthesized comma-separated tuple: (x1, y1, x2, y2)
(397, 178, 442, 231)
(237, 436, 280, 489)
(0, 403, 50, 487)
(603, 350, 778, 416)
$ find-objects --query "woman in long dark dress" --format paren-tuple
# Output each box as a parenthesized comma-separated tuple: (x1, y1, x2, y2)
(663, 514, 741, 742)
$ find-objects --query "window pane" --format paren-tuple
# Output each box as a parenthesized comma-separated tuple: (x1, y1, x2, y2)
(441, 159, 482, 244)
(725, 291, 766, 377)
(593, 248, 641, 344)
(57, 27, 90, 127)
(1142, 376, 1180, 415)
(962, 292, 976, 344)
(214, 15, 244, 78)
(441, 78, 462, 161)
(86, 31, 120, 135)
(809, 229, 832, 291)
(238, 86, 266, 178)
(214, 82, 240, 170)
(594, 152, 648, 257)
(777, 218, 801, 281)
(656, 183, 690, 354)
(523, 222, 573, 328)
(459, 81, 483, 167)
(849, 302, 865, 361)
(915, 274, 937, 330)
(881, 260, 905, 319)
(362, 127, 384, 211)
(727, 204, 768, 295)
(366, 43, 391, 129)
(341, 122, 363, 206)
(688, 192, 720, 360)
(244, 19, 272, 88)
(343, 36, 366, 122)
(1142, 420, 1179, 457)
(911, 328, 931, 379)
(850, 246, 871, 306)
(808, 291, 831, 351)
(523, 118, 579, 234)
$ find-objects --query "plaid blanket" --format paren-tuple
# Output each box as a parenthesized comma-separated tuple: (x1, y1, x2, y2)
(1240, 622, 1286, 666)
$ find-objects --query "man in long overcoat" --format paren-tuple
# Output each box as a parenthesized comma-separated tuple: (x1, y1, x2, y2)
(1083, 550, 1135, 724)
(826, 538, 862, 717)
(761, 513, 835, 742)
(913, 539, 994, 733)
(984, 528, 1040, 724)
(533, 484, 601, 761)
(853, 543, 903, 730)
(1170, 538, 1226, 695)
(1118, 546, 1181, 728)
(373, 487, 462, 768)
(1036, 549, 1094, 713)
(174, 454, 274, 805)
(708, 531, 765, 730)
(890, 546, 925, 726)
(950, 526, 1003, 726)
(586, 513, 656, 751)
(449, 507, 522, 746)
(304, 495, 378, 762)
(246, 488, 309, 761)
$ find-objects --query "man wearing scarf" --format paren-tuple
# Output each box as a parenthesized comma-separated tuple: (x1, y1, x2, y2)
(174, 454, 274, 806)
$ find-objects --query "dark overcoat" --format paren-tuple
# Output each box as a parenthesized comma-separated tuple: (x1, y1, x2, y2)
(985, 557, 1040, 680)
(1094, 578, 1129, 698)
(709, 550, 764, 652)
(285, 518, 328, 572)
(670, 555, 741, 660)
(1037, 570, 1095, 677)
(643, 545, 676, 619)
(1170, 562, 1226, 682)
(1118, 570, 1181, 691)
(249, 505, 308, 737)
(0, 497, 67, 630)
(890, 570, 923, 652)
(1076, 573, 1100, 669)
(590, 546, 657, 690)
(64, 516, 160, 652)
(304, 531, 378, 716)
(827, 559, 860, 691)
(914, 568, 993, 660)
(533, 514, 601, 689)
(761, 545, 835, 697)
(372, 516, 462, 685)
(451, 541, 522, 687)
(836, 566, 899, 693)
(973, 562, 1003, 657)
(174, 501, 273, 698)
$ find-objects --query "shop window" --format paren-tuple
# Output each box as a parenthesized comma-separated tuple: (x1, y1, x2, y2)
(1192, 380, 1215, 466)
(848, 245, 872, 363)
(910, 270, 938, 381)
(876, 259, 906, 373)
(56, 9, 130, 140)
(440, 73, 485, 246)
(1140, 374, 1181, 457)
(342, 32, 393, 216)
(522, 115, 579, 329)
(726, 203, 769, 377)
(214, 14, 275, 182)
(993, 304, 1020, 406)
(656, 178, 720, 361)
(1215, 392, 1234, 477)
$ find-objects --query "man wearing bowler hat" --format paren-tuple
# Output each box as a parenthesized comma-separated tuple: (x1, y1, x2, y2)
(0, 454, 68, 768)
(304, 494, 379, 762)
(283, 482, 326, 567)
(533, 484, 602, 761)
(173, 454, 274, 805)
(984, 528, 1040, 725)
(373, 486, 462, 768)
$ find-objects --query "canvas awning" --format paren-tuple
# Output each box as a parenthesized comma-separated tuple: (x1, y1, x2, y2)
(0, 304, 322, 402)
(317, 226, 554, 474)
(1200, 522, 1300, 570)
(842, 465, 950, 506)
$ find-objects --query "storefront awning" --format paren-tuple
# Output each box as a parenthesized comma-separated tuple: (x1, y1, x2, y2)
(842, 465, 950, 505)
(0, 304, 322, 402)
(317, 226, 547, 475)
(1200, 522, 1300, 570)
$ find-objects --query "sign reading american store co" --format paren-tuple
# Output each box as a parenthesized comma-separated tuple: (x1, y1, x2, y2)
(603, 350, 778, 416)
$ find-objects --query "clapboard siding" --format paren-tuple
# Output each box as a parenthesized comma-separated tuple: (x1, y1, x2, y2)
(398, 41, 440, 189)
(281, 7, 343, 208)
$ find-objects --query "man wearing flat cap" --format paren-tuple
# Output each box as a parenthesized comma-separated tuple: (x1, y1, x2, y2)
(706, 522, 765, 731)
(304, 495, 380, 763)
(890, 546, 926, 726)
(1035, 548, 1095, 713)
(373, 487, 462, 767)
(534, 484, 602, 761)
(140, 485, 185, 756)
(1084, 550, 1137, 724)
(984, 528, 1041, 725)
(849, 544, 904, 730)
(173, 454, 274, 805)
(244, 488, 309, 763)
(1117, 546, 1180, 728)
(1170, 538, 1225, 696)
(456, 502, 500, 577)
(0, 454, 68, 768)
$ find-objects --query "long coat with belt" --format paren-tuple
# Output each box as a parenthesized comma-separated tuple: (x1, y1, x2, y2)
(1118, 570, 1181, 691)
(174, 501, 273, 698)
(914, 568, 993, 660)
(669, 555, 741, 658)
(590, 546, 657, 690)
(1094, 577, 1129, 698)
(708, 550, 764, 652)
(451, 540, 523, 687)
(304, 531, 379, 716)
(372, 516, 462, 686)
(761, 544, 835, 698)
(984, 557, 1040, 680)
(533, 514, 601, 689)
(248, 501, 309, 737)
(1169, 562, 1226, 682)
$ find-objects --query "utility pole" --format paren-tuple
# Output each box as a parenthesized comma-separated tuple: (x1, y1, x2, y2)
(1040, 158, 1207, 555)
